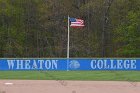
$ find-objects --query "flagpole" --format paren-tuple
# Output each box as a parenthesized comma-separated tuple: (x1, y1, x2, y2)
(67, 15, 70, 71)
(67, 15, 70, 59)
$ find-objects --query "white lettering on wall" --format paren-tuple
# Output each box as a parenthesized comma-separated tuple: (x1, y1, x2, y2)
(16, 60, 24, 69)
(7, 60, 15, 69)
(25, 60, 31, 69)
(131, 60, 136, 69)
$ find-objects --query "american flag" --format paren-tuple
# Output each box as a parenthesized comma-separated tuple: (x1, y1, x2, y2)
(69, 18, 85, 28)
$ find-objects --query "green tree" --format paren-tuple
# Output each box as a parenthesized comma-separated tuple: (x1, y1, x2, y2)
(110, 0, 140, 57)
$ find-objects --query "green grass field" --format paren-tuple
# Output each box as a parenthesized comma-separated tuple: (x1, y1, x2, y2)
(0, 71, 140, 81)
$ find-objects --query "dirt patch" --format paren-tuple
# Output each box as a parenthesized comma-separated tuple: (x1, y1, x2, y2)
(0, 80, 140, 93)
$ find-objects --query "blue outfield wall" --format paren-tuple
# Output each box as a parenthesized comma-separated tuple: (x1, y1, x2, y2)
(0, 58, 140, 71)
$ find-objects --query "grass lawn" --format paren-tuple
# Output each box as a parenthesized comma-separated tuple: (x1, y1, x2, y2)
(0, 71, 140, 81)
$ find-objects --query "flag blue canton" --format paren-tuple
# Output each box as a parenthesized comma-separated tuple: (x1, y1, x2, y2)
(69, 18, 76, 22)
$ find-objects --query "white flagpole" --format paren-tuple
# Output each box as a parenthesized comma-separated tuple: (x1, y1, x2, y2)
(67, 15, 70, 59)
(67, 15, 70, 71)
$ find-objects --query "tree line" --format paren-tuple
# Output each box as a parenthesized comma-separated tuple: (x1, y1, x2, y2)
(0, 0, 139, 58)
